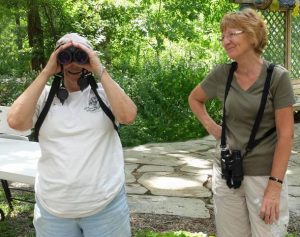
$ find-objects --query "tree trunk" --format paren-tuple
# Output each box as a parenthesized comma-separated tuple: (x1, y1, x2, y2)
(42, 4, 58, 43)
(15, 12, 23, 50)
(27, 1, 45, 71)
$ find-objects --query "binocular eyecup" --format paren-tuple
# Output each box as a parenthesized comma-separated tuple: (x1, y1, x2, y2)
(57, 46, 88, 65)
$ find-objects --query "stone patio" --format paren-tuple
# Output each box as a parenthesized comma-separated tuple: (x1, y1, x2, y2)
(126, 123, 300, 218)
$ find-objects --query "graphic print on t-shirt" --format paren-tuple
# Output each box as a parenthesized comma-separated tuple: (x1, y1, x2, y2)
(84, 95, 100, 112)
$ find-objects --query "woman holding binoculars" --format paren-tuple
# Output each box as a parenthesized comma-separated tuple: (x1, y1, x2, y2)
(189, 8, 295, 237)
(8, 33, 137, 237)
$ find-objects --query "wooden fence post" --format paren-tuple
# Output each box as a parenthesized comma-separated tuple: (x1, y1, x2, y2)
(284, 9, 292, 71)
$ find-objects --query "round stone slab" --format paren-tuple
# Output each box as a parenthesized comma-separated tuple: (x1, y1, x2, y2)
(137, 172, 211, 198)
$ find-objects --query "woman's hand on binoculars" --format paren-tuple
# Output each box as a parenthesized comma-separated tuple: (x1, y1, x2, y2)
(71, 41, 102, 73)
(43, 42, 74, 77)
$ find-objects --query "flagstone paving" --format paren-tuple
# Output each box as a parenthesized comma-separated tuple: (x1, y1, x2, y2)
(126, 123, 300, 218)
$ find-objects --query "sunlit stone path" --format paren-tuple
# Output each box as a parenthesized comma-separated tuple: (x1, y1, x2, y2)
(125, 123, 300, 219)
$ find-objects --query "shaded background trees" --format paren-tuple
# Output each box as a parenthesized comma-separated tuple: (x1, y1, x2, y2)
(0, 0, 235, 146)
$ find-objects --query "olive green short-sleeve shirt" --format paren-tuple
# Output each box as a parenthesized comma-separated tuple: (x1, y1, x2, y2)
(200, 60, 295, 175)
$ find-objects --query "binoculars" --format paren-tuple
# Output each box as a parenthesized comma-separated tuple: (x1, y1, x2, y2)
(57, 46, 88, 65)
(220, 147, 244, 189)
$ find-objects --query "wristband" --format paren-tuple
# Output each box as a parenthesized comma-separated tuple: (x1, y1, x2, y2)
(269, 176, 283, 184)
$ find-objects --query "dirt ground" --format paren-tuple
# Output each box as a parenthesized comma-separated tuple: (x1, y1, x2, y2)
(131, 210, 216, 235)
(130, 210, 300, 236)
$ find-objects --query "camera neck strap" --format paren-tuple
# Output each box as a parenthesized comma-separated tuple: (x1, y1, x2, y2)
(34, 72, 118, 142)
(221, 62, 237, 148)
(86, 73, 119, 132)
(221, 62, 276, 157)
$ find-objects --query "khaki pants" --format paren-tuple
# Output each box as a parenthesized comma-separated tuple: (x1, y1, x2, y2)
(212, 163, 289, 237)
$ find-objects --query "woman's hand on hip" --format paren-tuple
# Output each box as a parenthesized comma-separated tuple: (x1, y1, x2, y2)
(207, 124, 222, 140)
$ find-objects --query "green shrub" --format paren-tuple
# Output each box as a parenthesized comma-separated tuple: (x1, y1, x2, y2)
(115, 59, 219, 147)
(0, 72, 37, 106)
(0, 60, 222, 147)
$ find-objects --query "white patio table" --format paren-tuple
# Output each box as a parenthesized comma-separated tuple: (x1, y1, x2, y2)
(0, 138, 40, 215)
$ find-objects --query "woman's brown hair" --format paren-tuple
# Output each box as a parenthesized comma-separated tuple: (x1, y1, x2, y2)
(220, 8, 268, 55)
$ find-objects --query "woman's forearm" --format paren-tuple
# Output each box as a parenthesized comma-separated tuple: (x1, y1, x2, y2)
(270, 107, 294, 181)
(7, 70, 50, 130)
(96, 68, 137, 125)
(188, 89, 221, 139)
(270, 135, 293, 181)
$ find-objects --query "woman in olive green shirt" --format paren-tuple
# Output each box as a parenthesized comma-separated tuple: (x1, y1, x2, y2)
(189, 8, 295, 237)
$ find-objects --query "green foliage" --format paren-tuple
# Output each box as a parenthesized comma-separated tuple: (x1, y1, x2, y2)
(113, 53, 225, 147)
(0, 0, 236, 146)
(0, 9, 30, 74)
(0, 189, 35, 237)
(117, 60, 207, 146)
(286, 234, 300, 237)
(0, 73, 36, 105)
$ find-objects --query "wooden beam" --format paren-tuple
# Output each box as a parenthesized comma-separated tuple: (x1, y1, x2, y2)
(284, 10, 292, 71)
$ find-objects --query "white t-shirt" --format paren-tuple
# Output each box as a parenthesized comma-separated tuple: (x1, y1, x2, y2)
(33, 83, 124, 218)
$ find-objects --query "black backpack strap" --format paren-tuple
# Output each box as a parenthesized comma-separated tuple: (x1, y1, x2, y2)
(248, 126, 276, 150)
(87, 74, 119, 132)
(34, 73, 119, 141)
(245, 63, 276, 155)
(34, 74, 62, 141)
(221, 62, 237, 148)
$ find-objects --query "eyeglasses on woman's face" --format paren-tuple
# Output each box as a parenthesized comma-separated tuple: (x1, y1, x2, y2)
(219, 30, 244, 42)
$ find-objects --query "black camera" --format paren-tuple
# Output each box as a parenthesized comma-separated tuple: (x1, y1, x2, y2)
(57, 46, 88, 65)
(220, 147, 244, 189)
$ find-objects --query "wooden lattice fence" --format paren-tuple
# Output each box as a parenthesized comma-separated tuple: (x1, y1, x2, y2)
(262, 10, 300, 80)
(230, 1, 300, 79)
(230, 0, 300, 110)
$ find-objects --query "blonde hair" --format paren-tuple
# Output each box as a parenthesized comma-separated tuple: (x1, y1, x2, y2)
(220, 8, 268, 55)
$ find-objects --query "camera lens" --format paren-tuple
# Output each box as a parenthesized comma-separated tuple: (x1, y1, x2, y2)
(57, 49, 72, 65)
(74, 49, 88, 64)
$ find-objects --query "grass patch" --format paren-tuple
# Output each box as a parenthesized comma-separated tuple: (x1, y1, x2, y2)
(133, 230, 299, 237)
(0, 188, 35, 237)
(134, 230, 214, 237)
